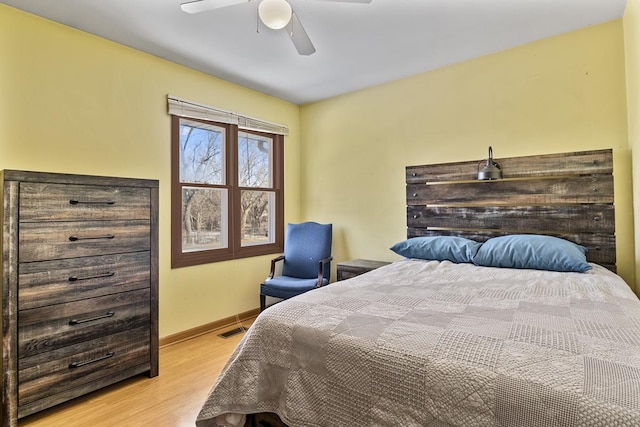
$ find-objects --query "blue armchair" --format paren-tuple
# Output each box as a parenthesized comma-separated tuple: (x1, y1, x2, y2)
(260, 222, 333, 311)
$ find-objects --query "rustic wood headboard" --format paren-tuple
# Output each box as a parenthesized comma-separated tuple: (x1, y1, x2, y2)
(406, 149, 616, 272)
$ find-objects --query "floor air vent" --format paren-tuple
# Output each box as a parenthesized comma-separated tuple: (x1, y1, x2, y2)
(218, 327, 246, 339)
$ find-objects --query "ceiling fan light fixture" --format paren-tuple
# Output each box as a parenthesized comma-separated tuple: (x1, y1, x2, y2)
(258, 0, 292, 30)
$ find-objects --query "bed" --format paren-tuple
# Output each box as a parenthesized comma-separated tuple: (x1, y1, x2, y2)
(196, 149, 640, 426)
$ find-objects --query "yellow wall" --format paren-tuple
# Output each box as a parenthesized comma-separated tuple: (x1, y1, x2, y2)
(301, 20, 636, 291)
(625, 0, 640, 295)
(2, 3, 638, 341)
(0, 5, 302, 337)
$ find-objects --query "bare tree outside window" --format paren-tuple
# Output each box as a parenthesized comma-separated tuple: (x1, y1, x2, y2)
(238, 132, 274, 246)
(180, 120, 224, 184)
(179, 120, 226, 252)
(182, 187, 227, 251)
(171, 115, 283, 268)
(238, 132, 271, 187)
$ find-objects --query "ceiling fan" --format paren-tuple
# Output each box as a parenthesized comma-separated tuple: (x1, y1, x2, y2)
(180, 0, 372, 56)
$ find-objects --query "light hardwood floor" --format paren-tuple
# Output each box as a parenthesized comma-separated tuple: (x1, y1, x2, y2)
(19, 320, 253, 427)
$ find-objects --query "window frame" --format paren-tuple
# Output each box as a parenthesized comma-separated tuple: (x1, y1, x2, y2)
(171, 115, 284, 268)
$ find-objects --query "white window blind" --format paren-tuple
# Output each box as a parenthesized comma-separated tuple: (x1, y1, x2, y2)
(167, 95, 289, 136)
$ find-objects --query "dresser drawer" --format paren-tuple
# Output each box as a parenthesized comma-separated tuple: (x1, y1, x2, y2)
(19, 288, 150, 358)
(18, 327, 150, 406)
(19, 252, 151, 310)
(19, 182, 150, 222)
(19, 220, 150, 262)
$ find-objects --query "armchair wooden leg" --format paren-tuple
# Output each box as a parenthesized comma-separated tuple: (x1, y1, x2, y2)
(260, 294, 266, 312)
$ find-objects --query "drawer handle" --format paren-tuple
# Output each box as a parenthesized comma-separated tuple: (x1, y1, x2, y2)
(69, 271, 115, 282)
(69, 351, 115, 369)
(69, 199, 115, 205)
(69, 311, 115, 325)
(69, 234, 115, 242)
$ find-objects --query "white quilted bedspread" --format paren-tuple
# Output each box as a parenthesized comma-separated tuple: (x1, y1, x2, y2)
(197, 260, 640, 426)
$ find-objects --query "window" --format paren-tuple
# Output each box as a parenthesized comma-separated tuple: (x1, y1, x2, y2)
(171, 115, 284, 268)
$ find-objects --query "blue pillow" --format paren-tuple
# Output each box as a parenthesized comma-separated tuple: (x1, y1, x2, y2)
(472, 234, 591, 273)
(390, 236, 481, 264)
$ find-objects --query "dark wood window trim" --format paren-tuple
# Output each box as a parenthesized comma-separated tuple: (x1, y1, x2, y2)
(171, 115, 284, 268)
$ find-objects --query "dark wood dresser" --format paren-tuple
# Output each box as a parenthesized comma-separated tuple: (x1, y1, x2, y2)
(1, 170, 159, 426)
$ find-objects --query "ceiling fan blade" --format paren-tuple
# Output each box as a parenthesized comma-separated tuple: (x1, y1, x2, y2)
(311, 0, 372, 3)
(288, 11, 316, 56)
(180, 0, 247, 14)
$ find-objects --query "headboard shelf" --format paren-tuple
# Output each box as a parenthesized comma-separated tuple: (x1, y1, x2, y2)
(405, 149, 616, 272)
(407, 175, 613, 206)
(406, 149, 613, 183)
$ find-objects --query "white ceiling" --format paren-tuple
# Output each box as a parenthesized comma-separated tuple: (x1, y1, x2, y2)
(2, 0, 627, 104)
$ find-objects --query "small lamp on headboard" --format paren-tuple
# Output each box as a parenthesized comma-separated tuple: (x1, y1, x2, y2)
(477, 146, 503, 180)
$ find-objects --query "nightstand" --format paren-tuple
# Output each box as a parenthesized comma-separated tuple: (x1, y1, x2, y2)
(336, 259, 391, 281)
